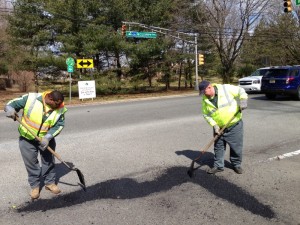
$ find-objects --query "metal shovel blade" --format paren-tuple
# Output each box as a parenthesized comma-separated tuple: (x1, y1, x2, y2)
(187, 161, 195, 178)
(75, 168, 86, 191)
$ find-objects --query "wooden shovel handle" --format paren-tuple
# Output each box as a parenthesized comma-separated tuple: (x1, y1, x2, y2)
(196, 110, 241, 159)
(15, 115, 63, 162)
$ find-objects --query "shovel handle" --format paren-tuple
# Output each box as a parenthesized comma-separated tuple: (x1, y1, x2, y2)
(195, 110, 241, 160)
(15, 116, 64, 163)
(14, 115, 85, 190)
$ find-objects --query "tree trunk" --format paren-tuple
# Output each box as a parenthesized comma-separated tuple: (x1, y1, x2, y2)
(114, 50, 122, 80)
(178, 62, 183, 90)
(34, 72, 39, 92)
(221, 65, 233, 84)
(145, 67, 152, 87)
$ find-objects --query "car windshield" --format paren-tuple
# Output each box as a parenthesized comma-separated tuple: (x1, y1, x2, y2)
(263, 69, 289, 78)
(259, 69, 269, 76)
(250, 69, 269, 76)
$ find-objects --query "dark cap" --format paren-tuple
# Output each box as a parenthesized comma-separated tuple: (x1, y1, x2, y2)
(198, 80, 210, 94)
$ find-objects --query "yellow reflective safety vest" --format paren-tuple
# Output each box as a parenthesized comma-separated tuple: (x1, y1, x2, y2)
(202, 84, 248, 128)
(19, 92, 67, 140)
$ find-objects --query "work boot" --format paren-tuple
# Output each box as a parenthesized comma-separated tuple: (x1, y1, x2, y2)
(30, 187, 40, 200)
(233, 167, 243, 174)
(207, 167, 224, 174)
(45, 184, 61, 194)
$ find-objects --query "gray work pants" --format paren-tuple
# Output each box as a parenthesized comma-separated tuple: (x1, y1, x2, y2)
(213, 120, 243, 169)
(19, 136, 56, 188)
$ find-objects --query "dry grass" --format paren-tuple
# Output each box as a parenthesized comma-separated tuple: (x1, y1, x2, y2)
(0, 88, 198, 109)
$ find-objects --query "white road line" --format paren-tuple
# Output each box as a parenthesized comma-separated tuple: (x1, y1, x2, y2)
(265, 149, 300, 161)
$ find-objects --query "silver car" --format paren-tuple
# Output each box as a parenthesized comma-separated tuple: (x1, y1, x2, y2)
(238, 67, 270, 92)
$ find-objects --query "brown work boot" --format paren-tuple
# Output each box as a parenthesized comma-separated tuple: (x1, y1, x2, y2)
(207, 167, 224, 174)
(45, 183, 61, 194)
(233, 167, 243, 174)
(30, 187, 40, 200)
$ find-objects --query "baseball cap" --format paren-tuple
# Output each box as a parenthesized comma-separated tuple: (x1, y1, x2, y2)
(198, 80, 210, 94)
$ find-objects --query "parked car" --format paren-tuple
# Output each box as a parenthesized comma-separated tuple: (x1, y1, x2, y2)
(261, 65, 300, 100)
(238, 67, 270, 92)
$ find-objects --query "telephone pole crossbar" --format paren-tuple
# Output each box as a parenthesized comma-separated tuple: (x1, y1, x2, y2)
(122, 21, 199, 90)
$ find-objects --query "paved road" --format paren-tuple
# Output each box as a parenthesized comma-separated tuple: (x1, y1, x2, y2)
(0, 94, 299, 225)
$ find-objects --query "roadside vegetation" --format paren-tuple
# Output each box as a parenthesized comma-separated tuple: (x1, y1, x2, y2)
(1, 0, 300, 98)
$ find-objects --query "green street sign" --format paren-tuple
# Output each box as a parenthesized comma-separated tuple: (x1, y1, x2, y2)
(67, 65, 74, 73)
(66, 57, 75, 66)
(126, 31, 157, 39)
(296, 0, 300, 6)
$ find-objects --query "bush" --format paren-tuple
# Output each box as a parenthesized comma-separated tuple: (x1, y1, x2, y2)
(237, 64, 256, 78)
(96, 73, 123, 95)
(0, 78, 6, 90)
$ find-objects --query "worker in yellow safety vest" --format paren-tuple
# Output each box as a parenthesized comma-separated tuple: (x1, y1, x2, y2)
(4, 90, 67, 200)
(198, 80, 248, 175)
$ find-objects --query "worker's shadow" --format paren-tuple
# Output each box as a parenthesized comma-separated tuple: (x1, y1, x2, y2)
(175, 149, 234, 170)
(17, 164, 276, 220)
(37, 162, 75, 189)
(55, 162, 79, 187)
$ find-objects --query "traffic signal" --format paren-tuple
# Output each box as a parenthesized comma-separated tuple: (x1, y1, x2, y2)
(121, 25, 126, 37)
(199, 54, 204, 65)
(283, 0, 292, 13)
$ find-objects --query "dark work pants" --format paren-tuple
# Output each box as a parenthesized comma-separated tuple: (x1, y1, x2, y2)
(213, 120, 243, 169)
(19, 136, 56, 188)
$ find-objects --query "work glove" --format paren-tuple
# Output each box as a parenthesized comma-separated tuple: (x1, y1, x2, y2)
(239, 99, 248, 111)
(39, 134, 53, 151)
(213, 125, 221, 136)
(4, 105, 16, 120)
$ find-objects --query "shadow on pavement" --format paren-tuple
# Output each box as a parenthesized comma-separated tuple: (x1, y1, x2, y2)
(17, 163, 275, 219)
(175, 149, 234, 169)
(55, 162, 82, 188)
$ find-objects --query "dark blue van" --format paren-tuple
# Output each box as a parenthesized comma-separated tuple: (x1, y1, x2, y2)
(261, 65, 300, 100)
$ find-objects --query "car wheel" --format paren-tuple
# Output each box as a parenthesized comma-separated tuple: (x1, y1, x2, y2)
(296, 86, 300, 100)
(265, 93, 276, 100)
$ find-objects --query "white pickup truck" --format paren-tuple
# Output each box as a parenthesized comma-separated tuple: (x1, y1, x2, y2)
(238, 67, 269, 92)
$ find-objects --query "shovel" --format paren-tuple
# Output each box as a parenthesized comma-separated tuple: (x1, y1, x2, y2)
(15, 115, 86, 191)
(187, 110, 240, 178)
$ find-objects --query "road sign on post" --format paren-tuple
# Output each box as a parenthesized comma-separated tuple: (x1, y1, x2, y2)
(126, 31, 157, 39)
(77, 59, 94, 68)
(67, 65, 74, 73)
(66, 57, 75, 104)
(66, 57, 75, 66)
(296, 0, 300, 6)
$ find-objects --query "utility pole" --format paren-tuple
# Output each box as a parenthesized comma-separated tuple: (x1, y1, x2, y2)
(194, 35, 199, 91)
(122, 21, 199, 90)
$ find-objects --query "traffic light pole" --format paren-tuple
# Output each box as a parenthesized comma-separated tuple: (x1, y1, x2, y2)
(194, 35, 199, 91)
(122, 21, 199, 90)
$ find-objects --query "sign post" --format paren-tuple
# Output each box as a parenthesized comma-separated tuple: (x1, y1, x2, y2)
(296, 0, 300, 5)
(66, 57, 75, 104)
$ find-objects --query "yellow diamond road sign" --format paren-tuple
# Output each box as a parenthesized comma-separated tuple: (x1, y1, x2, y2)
(77, 59, 94, 68)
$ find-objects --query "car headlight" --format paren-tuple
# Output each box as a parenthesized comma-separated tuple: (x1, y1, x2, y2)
(253, 80, 260, 84)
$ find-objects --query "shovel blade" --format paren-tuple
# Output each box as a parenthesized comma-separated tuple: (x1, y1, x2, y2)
(75, 168, 86, 192)
(187, 160, 195, 178)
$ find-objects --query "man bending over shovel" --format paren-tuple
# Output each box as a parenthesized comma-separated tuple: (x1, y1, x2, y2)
(4, 90, 67, 200)
(199, 80, 248, 174)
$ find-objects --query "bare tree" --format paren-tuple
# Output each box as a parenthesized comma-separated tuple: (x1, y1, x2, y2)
(194, 0, 270, 83)
(11, 71, 34, 92)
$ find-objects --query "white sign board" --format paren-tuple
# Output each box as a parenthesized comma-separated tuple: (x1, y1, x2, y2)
(78, 80, 96, 99)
